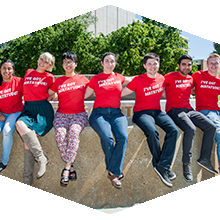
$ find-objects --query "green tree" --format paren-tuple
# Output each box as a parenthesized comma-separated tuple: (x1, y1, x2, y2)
(1, 35, 32, 77)
(214, 42, 220, 54)
(74, 11, 98, 31)
(0, 16, 95, 77)
(99, 20, 188, 76)
(1, 13, 189, 77)
(47, 18, 94, 75)
(141, 17, 168, 29)
(88, 33, 109, 74)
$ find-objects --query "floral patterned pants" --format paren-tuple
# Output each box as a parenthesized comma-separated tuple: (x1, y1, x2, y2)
(53, 112, 88, 163)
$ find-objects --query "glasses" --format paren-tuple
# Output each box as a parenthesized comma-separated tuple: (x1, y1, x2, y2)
(208, 62, 220, 66)
(63, 60, 75, 66)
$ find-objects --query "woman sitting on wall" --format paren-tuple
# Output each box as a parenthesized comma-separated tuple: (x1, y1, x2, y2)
(49, 52, 89, 186)
(0, 59, 23, 172)
(84, 52, 132, 188)
(16, 52, 55, 186)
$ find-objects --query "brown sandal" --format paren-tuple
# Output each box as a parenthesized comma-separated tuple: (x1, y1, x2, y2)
(119, 173, 124, 181)
(107, 172, 121, 188)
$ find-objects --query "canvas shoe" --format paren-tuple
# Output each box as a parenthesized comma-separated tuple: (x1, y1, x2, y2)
(167, 169, 176, 180)
(197, 158, 218, 174)
(0, 162, 7, 172)
(154, 166, 172, 187)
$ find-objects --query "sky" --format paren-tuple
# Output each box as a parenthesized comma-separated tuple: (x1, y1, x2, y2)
(135, 14, 215, 61)
(0, 10, 216, 62)
(182, 31, 215, 60)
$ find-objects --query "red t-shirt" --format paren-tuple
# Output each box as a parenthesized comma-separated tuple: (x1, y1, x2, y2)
(88, 72, 125, 109)
(50, 74, 89, 114)
(192, 70, 220, 111)
(23, 69, 54, 101)
(164, 71, 194, 112)
(0, 76, 23, 114)
(126, 73, 164, 112)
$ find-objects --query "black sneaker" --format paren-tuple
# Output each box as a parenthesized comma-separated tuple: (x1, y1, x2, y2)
(167, 169, 176, 180)
(154, 166, 172, 187)
(183, 163, 193, 182)
(0, 162, 7, 172)
(197, 158, 218, 174)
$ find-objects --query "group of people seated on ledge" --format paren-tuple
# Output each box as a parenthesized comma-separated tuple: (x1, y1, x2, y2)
(0, 51, 220, 188)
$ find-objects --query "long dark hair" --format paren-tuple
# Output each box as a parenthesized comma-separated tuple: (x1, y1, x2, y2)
(0, 59, 15, 86)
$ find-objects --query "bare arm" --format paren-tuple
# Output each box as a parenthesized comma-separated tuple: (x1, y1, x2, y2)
(0, 112, 5, 122)
(48, 89, 58, 101)
(123, 76, 135, 86)
(162, 87, 166, 98)
(84, 86, 94, 99)
(121, 87, 134, 97)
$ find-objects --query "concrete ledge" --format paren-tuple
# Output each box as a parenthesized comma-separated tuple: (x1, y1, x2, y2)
(0, 124, 217, 208)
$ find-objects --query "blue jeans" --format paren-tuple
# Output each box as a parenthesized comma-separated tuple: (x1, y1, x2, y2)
(89, 107, 128, 176)
(0, 111, 21, 165)
(168, 108, 216, 164)
(133, 110, 178, 170)
(200, 110, 220, 170)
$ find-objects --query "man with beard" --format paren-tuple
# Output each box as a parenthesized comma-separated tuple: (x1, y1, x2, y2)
(164, 54, 217, 182)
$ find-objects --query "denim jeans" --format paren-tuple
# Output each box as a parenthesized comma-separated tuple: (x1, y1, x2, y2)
(89, 107, 128, 176)
(0, 111, 21, 165)
(133, 110, 178, 170)
(200, 110, 220, 170)
(168, 108, 216, 164)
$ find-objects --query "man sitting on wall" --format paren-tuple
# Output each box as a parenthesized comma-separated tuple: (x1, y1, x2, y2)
(122, 52, 178, 187)
(193, 53, 220, 173)
(164, 54, 217, 182)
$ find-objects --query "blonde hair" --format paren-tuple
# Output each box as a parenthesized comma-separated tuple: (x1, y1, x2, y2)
(207, 53, 220, 63)
(39, 52, 55, 72)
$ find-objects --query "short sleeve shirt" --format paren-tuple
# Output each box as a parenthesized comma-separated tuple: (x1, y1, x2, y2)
(192, 70, 220, 111)
(0, 76, 23, 113)
(164, 71, 194, 112)
(88, 72, 125, 109)
(23, 69, 54, 101)
(126, 73, 164, 112)
(50, 74, 89, 114)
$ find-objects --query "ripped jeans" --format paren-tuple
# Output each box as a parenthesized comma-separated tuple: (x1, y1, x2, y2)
(200, 110, 220, 170)
(0, 111, 21, 165)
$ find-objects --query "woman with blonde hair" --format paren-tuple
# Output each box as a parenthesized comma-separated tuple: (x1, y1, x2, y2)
(16, 52, 55, 185)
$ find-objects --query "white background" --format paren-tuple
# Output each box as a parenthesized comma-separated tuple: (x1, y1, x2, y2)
(0, 0, 220, 219)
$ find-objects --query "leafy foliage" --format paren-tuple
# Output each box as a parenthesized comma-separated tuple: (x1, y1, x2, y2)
(0, 18, 94, 77)
(0, 14, 189, 77)
(97, 20, 189, 75)
(214, 42, 220, 55)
